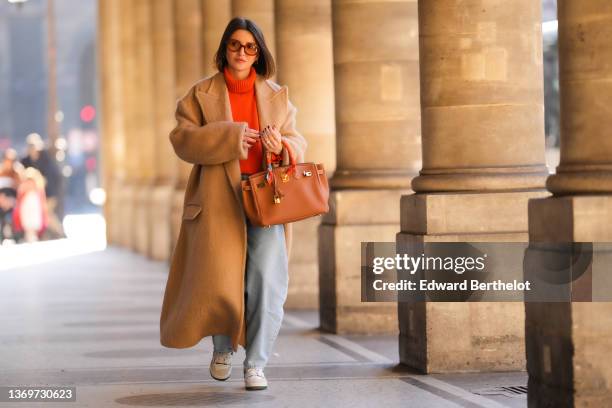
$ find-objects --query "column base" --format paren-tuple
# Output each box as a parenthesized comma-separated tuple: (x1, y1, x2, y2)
(529, 195, 612, 242)
(285, 217, 320, 309)
(526, 302, 612, 408)
(149, 184, 174, 261)
(320, 304, 398, 334)
(397, 232, 527, 373)
(397, 190, 547, 373)
(106, 180, 123, 245)
(134, 184, 151, 255)
(319, 189, 409, 334)
(285, 261, 318, 309)
(399, 301, 526, 373)
(527, 195, 612, 406)
(170, 188, 185, 258)
(114, 184, 137, 249)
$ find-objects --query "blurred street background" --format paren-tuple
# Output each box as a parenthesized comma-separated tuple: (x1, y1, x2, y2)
(0, 0, 101, 246)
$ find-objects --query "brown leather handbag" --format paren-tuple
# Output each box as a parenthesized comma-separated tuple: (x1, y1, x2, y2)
(241, 140, 329, 226)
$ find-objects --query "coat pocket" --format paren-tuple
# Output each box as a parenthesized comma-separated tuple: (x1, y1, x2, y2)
(182, 203, 202, 221)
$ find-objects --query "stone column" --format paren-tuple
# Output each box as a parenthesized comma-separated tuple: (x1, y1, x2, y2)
(132, 0, 157, 256)
(202, 0, 231, 76)
(149, 0, 178, 261)
(396, 0, 549, 372)
(118, 0, 138, 249)
(171, 0, 204, 248)
(98, 0, 126, 246)
(275, 0, 336, 308)
(527, 1, 612, 405)
(232, 0, 276, 62)
(319, 0, 421, 333)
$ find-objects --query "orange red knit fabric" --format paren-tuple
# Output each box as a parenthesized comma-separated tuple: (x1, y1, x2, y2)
(224, 67, 281, 174)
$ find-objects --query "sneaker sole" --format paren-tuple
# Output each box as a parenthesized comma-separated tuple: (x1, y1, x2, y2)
(209, 367, 231, 381)
(245, 385, 268, 391)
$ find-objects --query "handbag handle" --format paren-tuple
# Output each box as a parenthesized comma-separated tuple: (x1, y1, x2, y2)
(264, 138, 296, 168)
(264, 138, 297, 184)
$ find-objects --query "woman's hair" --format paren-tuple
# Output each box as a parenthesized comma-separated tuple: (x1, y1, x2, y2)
(214, 17, 275, 78)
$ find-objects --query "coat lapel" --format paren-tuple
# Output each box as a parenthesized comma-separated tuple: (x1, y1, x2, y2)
(196, 72, 233, 125)
(255, 76, 287, 130)
(195, 73, 243, 207)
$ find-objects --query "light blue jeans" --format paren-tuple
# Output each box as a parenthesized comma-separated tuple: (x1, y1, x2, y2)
(212, 183, 289, 369)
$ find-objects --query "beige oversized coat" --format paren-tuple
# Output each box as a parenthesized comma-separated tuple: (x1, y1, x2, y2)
(159, 72, 307, 351)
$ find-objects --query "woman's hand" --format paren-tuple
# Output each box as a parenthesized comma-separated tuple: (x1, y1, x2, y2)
(242, 127, 259, 151)
(261, 125, 282, 155)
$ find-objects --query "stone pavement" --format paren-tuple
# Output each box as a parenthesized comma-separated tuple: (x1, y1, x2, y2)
(0, 244, 527, 407)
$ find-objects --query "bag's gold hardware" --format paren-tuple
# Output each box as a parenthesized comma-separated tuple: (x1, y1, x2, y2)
(274, 195, 281, 204)
(303, 170, 312, 177)
(281, 173, 289, 182)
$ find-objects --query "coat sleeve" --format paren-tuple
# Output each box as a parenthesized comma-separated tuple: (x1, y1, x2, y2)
(169, 84, 249, 165)
(279, 97, 307, 165)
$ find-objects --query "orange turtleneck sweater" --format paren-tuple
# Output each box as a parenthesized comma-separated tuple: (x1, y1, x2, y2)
(224, 67, 281, 174)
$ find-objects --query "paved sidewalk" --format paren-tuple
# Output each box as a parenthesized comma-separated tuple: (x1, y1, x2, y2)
(0, 245, 527, 407)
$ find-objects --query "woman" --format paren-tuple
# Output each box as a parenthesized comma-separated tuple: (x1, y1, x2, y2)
(160, 17, 306, 391)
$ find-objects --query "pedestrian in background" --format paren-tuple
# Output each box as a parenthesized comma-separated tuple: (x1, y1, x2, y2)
(20, 133, 64, 239)
(12, 167, 48, 242)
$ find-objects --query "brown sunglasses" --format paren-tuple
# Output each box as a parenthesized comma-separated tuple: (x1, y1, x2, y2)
(226, 39, 259, 56)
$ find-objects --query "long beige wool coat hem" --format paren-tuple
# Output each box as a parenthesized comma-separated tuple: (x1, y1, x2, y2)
(159, 72, 307, 351)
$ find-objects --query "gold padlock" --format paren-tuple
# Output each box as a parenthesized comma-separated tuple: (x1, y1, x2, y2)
(274, 195, 281, 204)
(281, 173, 289, 182)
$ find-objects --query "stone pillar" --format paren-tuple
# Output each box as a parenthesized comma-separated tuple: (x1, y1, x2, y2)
(149, 0, 178, 261)
(527, 1, 612, 405)
(98, 0, 126, 246)
(397, 0, 549, 373)
(319, 0, 421, 333)
(232, 0, 276, 61)
(275, 0, 336, 308)
(202, 0, 231, 76)
(118, 0, 138, 249)
(132, 0, 157, 256)
(171, 0, 204, 248)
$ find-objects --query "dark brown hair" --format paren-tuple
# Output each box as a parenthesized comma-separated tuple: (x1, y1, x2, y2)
(214, 17, 275, 78)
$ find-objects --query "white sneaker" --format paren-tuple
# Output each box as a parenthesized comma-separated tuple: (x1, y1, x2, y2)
(209, 351, 233, 381)
(244, 367, 268, 390)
